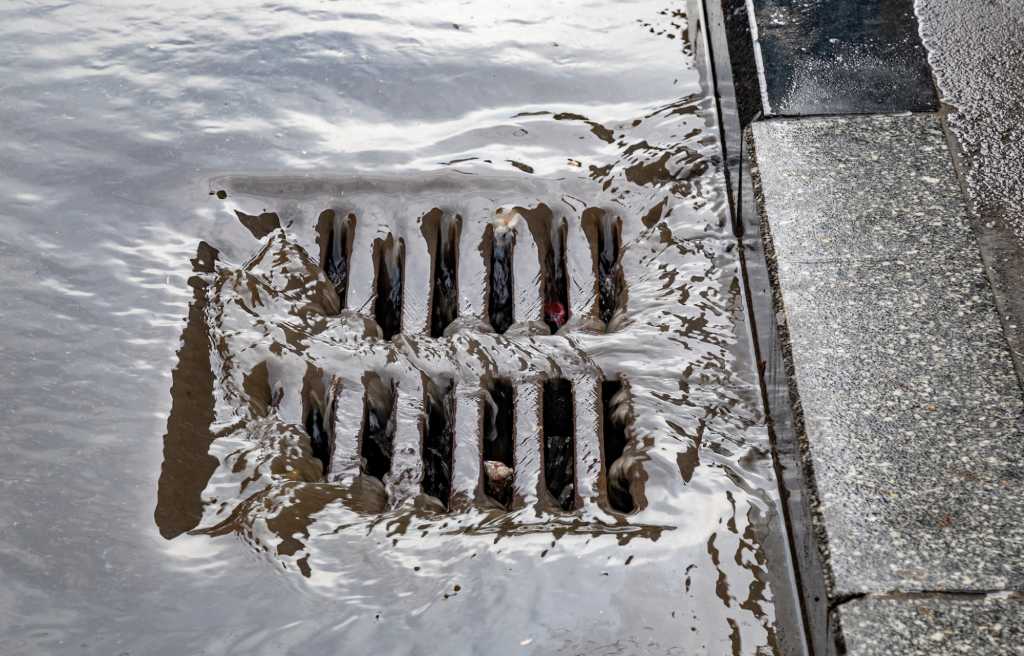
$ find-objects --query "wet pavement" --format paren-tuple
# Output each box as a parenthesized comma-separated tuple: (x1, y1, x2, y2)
(916, 0, 1024, 397)
(0, 0, 809, 654)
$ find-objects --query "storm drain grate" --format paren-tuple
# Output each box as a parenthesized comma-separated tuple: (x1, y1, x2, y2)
(192, 173, 654, 519)
(158, 164, 767, 555)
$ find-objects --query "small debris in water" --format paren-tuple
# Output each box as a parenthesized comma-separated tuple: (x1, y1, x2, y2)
(484, 460, 513, 503)
(543, 301, 567, 329)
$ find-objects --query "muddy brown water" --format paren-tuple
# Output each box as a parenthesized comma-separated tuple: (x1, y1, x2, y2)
(0, 0, 805, 653)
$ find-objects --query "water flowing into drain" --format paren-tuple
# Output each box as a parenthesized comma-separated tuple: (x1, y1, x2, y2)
(361, 373, 396, 487)
(422, 378, 455, 509)
(596, 213, 624, 329)
(543, 218, 569, 333)
(374, 235, 404, 340)
(488, 209, 518, 334)
(305, 391, 331, 476)
(429, 213, 460, 338)
(483, 378, 515, 508)
(320, 210, 353, 309)
(601, 381, 635, 513)
(542, 378, 575, 510)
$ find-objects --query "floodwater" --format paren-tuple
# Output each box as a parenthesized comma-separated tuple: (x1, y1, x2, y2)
(0, 0, 804, 654)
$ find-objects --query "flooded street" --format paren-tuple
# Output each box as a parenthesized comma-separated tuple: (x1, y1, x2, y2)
(0, 1, 803, 653)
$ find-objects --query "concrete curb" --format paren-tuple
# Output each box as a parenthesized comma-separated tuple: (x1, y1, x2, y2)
(705, 1, 1024, 653)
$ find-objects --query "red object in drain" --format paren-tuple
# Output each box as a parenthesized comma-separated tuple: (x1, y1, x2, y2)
(544, 301, 567, 328)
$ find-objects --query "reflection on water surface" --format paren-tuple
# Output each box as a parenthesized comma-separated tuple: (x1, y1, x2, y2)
(0, 0, 805, 653)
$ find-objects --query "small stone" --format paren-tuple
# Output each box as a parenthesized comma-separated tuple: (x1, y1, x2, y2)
(484, 460, 513, 504)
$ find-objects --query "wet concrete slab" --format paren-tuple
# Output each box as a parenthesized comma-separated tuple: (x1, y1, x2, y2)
(741, 0, 938, 117)
(748, 114, 1024, 598)
(836, 596, 1024, 655)
(915, 0, 1024, 399)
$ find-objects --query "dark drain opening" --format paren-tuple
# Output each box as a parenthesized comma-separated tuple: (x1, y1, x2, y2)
(543, 218, 570, 333)
(483, 379, 515, 508)
(361, 373, 396, 484)
(305, 391, 331, 476)
(542, 378, 576, 510)
(601, 381, 634, 513)
(319, 209, 354, 309)
(583, 208, 626, 332)
(423, 378, 455, 509)
(374, 235, 404, 341)
(487, 209, 518, 334)
(429, 214, 460, 338)
(301, 368, 332, 478)
(596, 214, 624, 329)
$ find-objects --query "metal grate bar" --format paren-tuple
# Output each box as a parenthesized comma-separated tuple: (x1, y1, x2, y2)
(510, 382, 542, 509)
(386, 375, 425, 508)
(449, 381, 483, 510)
(327, 379, 366, 483)
(571, 374, 602, 511)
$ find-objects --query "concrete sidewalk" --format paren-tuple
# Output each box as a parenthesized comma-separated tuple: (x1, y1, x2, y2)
(708, 0, 1024, 653)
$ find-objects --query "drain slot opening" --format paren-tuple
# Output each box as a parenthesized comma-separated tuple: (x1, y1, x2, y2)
(361, 373, 396, 484)
(423, 378, 455, 509)
(597, 213, 624, 329)
(542, 378, 576, 510)
(601, 381, 634, 513)
(320, 210, 353, 309)
(430, 214, 460, 338)
(483, 379, 515, 508)
(543, 218, 570, 333)
(488, 209, 518, 334)
(375, 235, 404, 340)
(305, 391, 331, 477)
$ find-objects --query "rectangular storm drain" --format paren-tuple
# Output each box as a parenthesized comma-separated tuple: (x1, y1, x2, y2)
(187, 174, 657, 519)
(165, 169, 775, 535)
